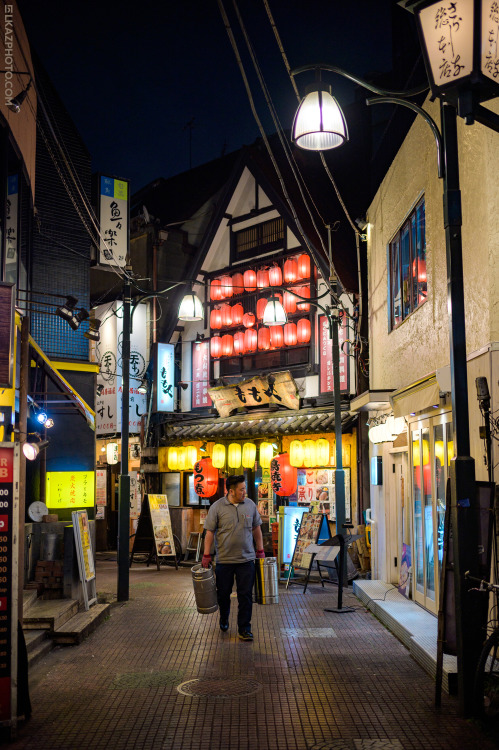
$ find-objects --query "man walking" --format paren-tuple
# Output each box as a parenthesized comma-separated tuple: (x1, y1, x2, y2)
(202, 474, 264, 640)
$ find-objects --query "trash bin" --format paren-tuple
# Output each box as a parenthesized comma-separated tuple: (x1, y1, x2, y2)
(254, 557, 279, 605)
(191, 563, 218, 614)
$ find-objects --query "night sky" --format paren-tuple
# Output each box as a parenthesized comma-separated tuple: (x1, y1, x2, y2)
(19, 0, 399, 195)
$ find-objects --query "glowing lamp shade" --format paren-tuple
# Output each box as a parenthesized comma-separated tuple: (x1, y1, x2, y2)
(221, 275, 233, 298)
(263, 297, 287, 326)
(258, 326, 270, 351)
(242, 312, 255, 328)
(259, 442, 274, 469)
(221, 304, 232, 327)
(256, 297, 268, 321)
(297, 318, 311, 343)
(234, 331, 245, 355)
(257, 269, 270, 289)
(315, 438, 330, 466)
(296, 286, 310, 311)
(283, 290, 297, 315)
(270, 454, 298, 496)
(232, 272, 244, 296)
(292, 83, 348, 151)
(284, 322, 297, 346)
(244, 328, 257, 353)
(269, 265, 282, 287)
(210, 278, 223, 301)
(297, 254, 311, 279)
(228, 443, 242, 469)
(269, 325, 283, 348)
(289, 439, 304, 467)
(186, 446, 198, 470)
(242, 442, 256, 468)
(221, 334, 233, 357)
(283, 258, 298, 284)
(193, 458, 219, 498)
(168, 446, 179, 470)
(212, 443, 226, 469)
(231, 303, 244, 326)
(211, 335, 222, 358)
(177, 446, 188, 471)
(178, 293, 204, 322)
(303, 439, 316, 468)
(210, 308, 222, 330)
(244, 269, 257, 292)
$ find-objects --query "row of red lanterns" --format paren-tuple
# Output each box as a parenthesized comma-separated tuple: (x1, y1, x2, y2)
(210, 319, 311, 357)
(209, 287, 310, 330)
(210, 255, 311, 301)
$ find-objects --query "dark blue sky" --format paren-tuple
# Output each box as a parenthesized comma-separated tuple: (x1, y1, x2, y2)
(19, 0, 398, 194)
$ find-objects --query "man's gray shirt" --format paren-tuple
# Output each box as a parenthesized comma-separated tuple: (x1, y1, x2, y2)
(204, 496, 262, 564)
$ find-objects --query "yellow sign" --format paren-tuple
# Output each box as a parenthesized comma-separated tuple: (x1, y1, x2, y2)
(46, 471, 95, 508)
(77, 511, 95, 581)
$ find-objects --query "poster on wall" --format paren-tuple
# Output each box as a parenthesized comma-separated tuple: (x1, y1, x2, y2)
(96, 469, 107, 507)
(319, 313, 349, 394)
(293, 468, 351, 521)
(398, 543, 411, 598)
(192, 340, 211, 408)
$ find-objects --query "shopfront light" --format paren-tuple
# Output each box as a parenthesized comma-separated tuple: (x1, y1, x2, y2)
(168, 446, 179, 470)
(212, 444, 226, 469)
(262, 296, 287, 326)
(178, 293, 204, 322)
(228, 443, 242, 469)
(292, 82, 348, 151)
(259, 442, 274, 469)
(242, 442, 256, 468)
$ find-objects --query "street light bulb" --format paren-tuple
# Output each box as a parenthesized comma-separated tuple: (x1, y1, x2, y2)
(178, 293, 204, 322)
(263, 297, 287, 326)
(292, 83, 348, 151)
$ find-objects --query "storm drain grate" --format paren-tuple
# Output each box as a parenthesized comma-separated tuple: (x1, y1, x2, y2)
(281, 627, 337, 638)
(110, 671, 183, 689)
(310, 741, 404, 750)
(177, 677, 262, 699)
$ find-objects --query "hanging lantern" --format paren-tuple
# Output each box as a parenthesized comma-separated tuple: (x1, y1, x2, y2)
(244, 328, 257, 353)
(257, 268, 270, 289)
(234, 331, 245, 355)
(242, 442, 256, 468)
(259, 442, 274, 469)
(168, 446, 179, 470)
(212, 444, 226, 469)
(269, 325, 283, 348)
(194, 457, 219, 498)
(244, 269, 257, 292)
(271, 453, 298, 496)
(269, 265, 282, 287)
(177, 446, 188, 471)
(210, 278, 223, 301)
(289, 440, 304, 467)
(283, 290, 297, 314)
(228, 443, 242, 468)
(210, 308, 222, 330)
(297, 318, 311, 343)
(186, 446, 198, 470)
(284, 258, 298, 283)
(242, 312, 255, 328)
(221, 275, 233, 298)
(211, 334, 222, 358)
(284, 322, 297, 346)
(221, 303, 232, 327)
(256, 297, 268, 320)
(315, 438, 330, 466)
(297, 253, 311, 279)
(296, 286, 310, 311)
(258, 327, 270, 350)
(303, 439, 316, 468)
(221, 334, 233, 357)
(106, 442, 119, 465)
(232, 303, 244, 326)
(232, 272, 244, 296)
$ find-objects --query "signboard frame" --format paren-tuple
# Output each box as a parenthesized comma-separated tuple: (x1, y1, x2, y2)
(71, 510, 97, 611)
(286, 512, 330, 591)
(129, 495, 178, 570)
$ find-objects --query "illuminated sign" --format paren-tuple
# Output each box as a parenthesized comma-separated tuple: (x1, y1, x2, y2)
(279, 505, 309, 565)
(46, 471, 95, 508)
(98, 175, 129, 268)
(156, 343, 175, 412)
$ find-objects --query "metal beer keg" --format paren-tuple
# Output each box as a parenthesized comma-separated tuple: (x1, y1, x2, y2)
(191, 563, 218, 614)
(254, 556, 279, 605)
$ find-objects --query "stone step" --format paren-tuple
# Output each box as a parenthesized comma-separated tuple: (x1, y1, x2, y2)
(23, 599, 79, 631)
(52, 603, 111, 645)
(24, 629, 47, 654)
(27, 637, 54, 668)
(23, 589, 38, 615)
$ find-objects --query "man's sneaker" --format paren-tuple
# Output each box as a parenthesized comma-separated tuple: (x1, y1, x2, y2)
(238, 629, 253, 641)
(220, 618, 229, 632)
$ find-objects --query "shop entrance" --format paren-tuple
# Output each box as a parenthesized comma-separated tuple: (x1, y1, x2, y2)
(387, 450, 409, 586)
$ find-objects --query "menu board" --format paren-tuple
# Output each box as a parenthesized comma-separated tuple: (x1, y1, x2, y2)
(290, 513, 328, 571)
(291, 468, 351, 521)
(72, 510, 95, 582)
(148, 494, 175, 557)
(96, 469, 107, 506)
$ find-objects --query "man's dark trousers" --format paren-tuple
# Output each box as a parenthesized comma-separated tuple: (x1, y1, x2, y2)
(215, 561, 255, 630)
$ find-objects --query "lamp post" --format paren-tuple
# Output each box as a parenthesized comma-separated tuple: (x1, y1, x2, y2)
(290, 2, 499, 714)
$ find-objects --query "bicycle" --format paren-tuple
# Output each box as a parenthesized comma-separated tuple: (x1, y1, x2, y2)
(466, 572, 499, 722)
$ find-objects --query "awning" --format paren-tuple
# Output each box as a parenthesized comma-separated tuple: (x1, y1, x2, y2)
(390, 374, 441, 418)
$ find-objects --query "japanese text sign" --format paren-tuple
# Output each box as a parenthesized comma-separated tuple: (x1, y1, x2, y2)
(156, 343, 175, 412)
(46, 471, 95, 509)
(99, 175, 129, 268)
(319, 314, 349, 395)
(192, 340, 211, 408)
(208, 370, 299, 418)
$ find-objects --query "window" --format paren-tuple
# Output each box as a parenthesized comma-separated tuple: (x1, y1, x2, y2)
(388, 198, 426, 330)
(234, 217, 284, 260)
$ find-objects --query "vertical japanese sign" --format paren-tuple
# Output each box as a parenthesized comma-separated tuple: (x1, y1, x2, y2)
(72, 510, 95, 582)
(482, 0, 499, 81)
(0, 283, 14, 388)
(418, 0, 472, 86)
(0, 445, 18, 724)
(98, 175, 129, 268)
(319, 314, 349, 394)
(156, 343, 174, 412)
(192, 340, 211, 408)
(5, 175, 18, 285)
(95, 469, 107, 506)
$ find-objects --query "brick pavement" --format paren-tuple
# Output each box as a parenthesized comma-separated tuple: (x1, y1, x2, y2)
(8, 560, 499, 750)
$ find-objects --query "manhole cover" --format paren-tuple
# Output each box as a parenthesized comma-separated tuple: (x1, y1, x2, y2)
(177, 677, 262, 699)
(110, 671, 182, 689)
(310, 741, 403, 750)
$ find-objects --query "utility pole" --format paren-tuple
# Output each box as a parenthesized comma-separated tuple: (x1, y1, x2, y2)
(117, 271, 131, 601)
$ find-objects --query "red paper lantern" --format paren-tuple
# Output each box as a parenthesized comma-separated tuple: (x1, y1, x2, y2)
(211, 335, 222, 358)
(296, 285, 310, 311)
(284, 290, 297, 315)
(284, 322, 297, 346)
(297, 253, 311, 280)
(284, 258, 298, 283)
(242, 312, 256, 328)
(231, 303, 244, 326)
(232, 272, 244, 296)
(210, 308, 222, 330)
(244, 328, 257, 353)
(297, 318, 311, 343)
(194, 458, 219, 498)
(270, 453, 298, 496)
(269, 265, 282, 287)
(258, 327, 270, 350)
(210, 279, 223, 301)
(221, 334, 233, 356)
(234, 331, 245, 355)
(221, 304, 232, 327)
(257, 268, 270, 289)
(270, 325, 283, 348)
(256, 297, 268, 320)
(221, 275, 233, 298)
(244, 269, 257, 292)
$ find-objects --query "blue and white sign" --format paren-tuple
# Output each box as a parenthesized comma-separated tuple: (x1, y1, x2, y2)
(156, 343, 175, 413)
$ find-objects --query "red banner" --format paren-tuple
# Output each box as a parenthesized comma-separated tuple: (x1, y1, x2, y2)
(0, 447, 14, 722)
(192, 341, 211, 408)
(319, 314, 349, 394)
